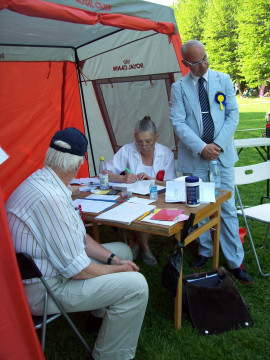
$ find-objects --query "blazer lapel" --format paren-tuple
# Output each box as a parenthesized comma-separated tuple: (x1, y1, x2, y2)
(181, 74, 201, 129)
(208, 69, 219, 108)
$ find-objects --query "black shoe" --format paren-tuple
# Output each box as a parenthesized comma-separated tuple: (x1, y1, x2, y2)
(231, 265, 254, 284)
(191, 255, 208, 269)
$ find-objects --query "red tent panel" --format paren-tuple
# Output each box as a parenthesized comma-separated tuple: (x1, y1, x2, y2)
(0, 61, 89, 202)
(0, 187, 45, 360)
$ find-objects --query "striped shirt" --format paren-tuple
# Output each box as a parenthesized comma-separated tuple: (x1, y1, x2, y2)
(5, 166, 90, 283)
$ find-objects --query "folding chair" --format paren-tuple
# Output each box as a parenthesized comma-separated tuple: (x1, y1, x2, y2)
(16, 252, 91, 353)
(234, 162, 270, 276)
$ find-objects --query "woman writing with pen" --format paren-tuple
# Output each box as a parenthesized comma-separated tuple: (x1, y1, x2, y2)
(106, 116, 176, 266)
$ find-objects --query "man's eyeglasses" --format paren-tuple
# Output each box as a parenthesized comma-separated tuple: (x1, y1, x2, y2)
(184, 55, 209, 67)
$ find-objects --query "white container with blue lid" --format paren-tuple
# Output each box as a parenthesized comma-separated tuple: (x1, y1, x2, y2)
(185, 176, 200, 207)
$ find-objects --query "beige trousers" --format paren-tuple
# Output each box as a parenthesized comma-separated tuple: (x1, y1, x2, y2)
(24, 242, 149, 360)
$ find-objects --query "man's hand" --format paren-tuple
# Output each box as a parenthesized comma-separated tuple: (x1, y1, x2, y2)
(201, 143, 222, 161)
(112, 258, 139, 271)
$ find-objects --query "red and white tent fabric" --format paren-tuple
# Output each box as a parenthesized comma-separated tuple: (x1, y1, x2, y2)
(0, 0, 188, 357)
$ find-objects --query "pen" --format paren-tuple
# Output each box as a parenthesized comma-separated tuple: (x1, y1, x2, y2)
(125, 167, 132, 174)
(138, 211, 150, 221)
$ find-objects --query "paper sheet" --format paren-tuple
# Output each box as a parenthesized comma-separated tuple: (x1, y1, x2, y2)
(95, 202, 156, 225)
(85, 194, 120, 201)
(73, 198, 116, 213)
(165, 181, 216, 203)
(0, 147, 9, 165)
(126, 197, 156, 205)
(111, 180, 165, 195)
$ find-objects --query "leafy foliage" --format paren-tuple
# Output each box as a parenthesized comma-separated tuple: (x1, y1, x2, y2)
(202, 0, 240, 81)
(173, 0, 270, 89)
(237, 0, 270, 87)
(172, 0, 208, 43)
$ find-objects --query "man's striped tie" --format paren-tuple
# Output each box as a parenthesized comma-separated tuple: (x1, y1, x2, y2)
(198, 77, 214, 144)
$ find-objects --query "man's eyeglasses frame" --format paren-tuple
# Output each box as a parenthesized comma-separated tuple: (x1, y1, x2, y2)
(183, 55, 209, 67)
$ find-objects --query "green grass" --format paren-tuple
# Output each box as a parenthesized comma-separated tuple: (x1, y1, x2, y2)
(43, 97, 270, 360)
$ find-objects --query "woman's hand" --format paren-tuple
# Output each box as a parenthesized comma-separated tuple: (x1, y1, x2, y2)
(137, 172, 151, 181)
(124, 173, 138, 183)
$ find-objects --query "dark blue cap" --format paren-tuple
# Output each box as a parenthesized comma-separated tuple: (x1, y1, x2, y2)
(50, 127, 88, 156)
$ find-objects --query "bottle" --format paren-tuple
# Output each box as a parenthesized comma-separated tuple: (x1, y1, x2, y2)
(209, 160, 221, 195)
(149, 180, 158, 200)
(185, 176, 200, 207)
(99, 156, 109, 190)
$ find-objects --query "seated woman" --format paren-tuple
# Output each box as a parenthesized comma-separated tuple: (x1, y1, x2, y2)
(106, 116, 176, 266)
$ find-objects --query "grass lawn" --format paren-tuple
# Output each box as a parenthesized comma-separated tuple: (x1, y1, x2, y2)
(43, 97, 270, 360)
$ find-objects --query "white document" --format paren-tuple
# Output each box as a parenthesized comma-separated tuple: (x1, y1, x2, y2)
(165, 181, 216, 203)
(112, 180, 165, 195)
(0, 147, 9, 165)
(71, 177, 100, 185)
(73, 199, 116, 213)
(85, 194, 120, 201)
(126, 197, 156, 205)
(95, 202, 156, 225)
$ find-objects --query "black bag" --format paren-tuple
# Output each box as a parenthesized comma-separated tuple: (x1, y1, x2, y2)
(182, 267, 254, 335)
(162, 214, 195, 297)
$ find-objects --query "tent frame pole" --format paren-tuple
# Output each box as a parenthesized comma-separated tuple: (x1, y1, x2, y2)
(75, 50, 97, 176)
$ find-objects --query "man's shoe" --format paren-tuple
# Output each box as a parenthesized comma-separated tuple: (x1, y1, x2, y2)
(191, 255, 208, 269)
(231, 264, 254, 284)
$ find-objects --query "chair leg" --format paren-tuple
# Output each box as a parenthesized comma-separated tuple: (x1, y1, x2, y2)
(259, 224, 270, 249)
(236, 186, 270, 277)
(40, 291, 48, 351)
(41, 278, 91, 353)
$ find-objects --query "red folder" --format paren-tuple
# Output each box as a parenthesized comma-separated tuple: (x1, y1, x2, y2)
(150, 209, 183, 221)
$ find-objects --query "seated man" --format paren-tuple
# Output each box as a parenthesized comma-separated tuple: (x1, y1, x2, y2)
(5, 127, 148, 360)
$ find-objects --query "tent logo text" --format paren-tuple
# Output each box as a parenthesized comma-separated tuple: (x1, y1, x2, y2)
(76, 0, 111, 11)
(113, 59, 144, 72)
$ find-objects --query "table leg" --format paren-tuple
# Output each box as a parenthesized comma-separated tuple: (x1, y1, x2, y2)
(174, 231, 183, 330)
(212, 207, 221, 270)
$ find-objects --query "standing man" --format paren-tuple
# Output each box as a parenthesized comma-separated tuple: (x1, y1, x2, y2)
(170, 40, 253, 284)
(6, 127, 149, 360)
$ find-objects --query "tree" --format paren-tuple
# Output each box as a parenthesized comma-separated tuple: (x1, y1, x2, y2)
(202, 0, 240, 83)
(172, 0, 208, 43)
(237, 0, 270, 88)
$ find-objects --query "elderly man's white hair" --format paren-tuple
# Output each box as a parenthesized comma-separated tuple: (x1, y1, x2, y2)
(45, 140, 84, 174)
(181, 39, 205, 58)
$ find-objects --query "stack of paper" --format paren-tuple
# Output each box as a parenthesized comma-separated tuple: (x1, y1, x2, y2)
(111, 180, 165, 196)
(95, 202, 156, 225)
(73, 198, 117, 213)
(165, 181, 216, 203)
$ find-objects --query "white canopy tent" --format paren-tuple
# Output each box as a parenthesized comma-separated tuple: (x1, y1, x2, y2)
(0, 0, 187, 186)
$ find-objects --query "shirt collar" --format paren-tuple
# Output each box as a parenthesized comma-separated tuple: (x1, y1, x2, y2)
(190, 70, 209, 86)
(44, 166, 72, 197)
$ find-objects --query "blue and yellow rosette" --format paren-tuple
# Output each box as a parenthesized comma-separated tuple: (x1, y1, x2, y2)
(215, 92, 226, 110)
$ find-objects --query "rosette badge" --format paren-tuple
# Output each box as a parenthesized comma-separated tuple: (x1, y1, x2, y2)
(215, 91, 226, 110)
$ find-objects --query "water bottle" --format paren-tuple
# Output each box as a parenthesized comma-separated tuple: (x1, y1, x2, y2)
(149, 180, 158, 200)
(209, 159, 221, 195)
(99, 156, 109, 190)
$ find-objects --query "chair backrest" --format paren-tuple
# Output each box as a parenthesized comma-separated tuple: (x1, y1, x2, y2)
(16, 252, 42, 280)
(234, 162, 270, 186)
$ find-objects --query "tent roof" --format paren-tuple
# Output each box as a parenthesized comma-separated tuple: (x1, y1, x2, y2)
(0, 0, 177, 61)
